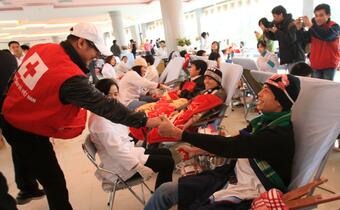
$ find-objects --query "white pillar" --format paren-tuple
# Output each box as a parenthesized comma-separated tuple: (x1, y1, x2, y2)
(195, 8, 203, 36)
(109, 11, 127, 46)
(159, 0, 185, 52)
(303, 0, 314, 18)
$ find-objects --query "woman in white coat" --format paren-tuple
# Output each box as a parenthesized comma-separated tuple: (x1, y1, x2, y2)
(89, 79, 174, 189)
(101, 55, 119, 80)
(119, 57, 167, 110)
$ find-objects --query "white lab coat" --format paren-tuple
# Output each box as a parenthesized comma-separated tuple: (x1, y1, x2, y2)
(88, 113, 148, 182)
(119, 71, 158, 106)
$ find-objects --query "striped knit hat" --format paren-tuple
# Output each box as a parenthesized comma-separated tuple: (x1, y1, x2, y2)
(204, 67, 222, 85)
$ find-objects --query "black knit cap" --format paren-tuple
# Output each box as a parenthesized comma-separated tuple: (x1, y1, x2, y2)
(265, 74, 301, 111)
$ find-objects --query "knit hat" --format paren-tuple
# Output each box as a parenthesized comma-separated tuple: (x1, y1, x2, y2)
(265, 74, 300, 111)
(204, 67, 222, 85)
(132, 57, 147, 68)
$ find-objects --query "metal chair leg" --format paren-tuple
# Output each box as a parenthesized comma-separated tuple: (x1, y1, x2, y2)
(108, 181, 118, 210)
(142, 181, 154, 194)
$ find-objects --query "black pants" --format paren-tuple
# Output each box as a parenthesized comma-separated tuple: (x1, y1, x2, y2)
(144, 148, 174, 189)
(0, 172, 18, 210)
(2, 120, 72, 210)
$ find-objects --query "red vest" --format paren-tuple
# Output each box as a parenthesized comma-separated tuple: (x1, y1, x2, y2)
(310, 21, 340, 70)
(3, 43, 87, 139)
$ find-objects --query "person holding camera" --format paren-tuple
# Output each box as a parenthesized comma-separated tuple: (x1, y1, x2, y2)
(255, 18, 274, 53)
(264, 5, 305, 72)
(295, 3, 339, 81)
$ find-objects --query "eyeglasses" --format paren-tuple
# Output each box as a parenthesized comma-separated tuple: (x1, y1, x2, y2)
(85, 39, 101, 56)
(265, 74, 295, 104)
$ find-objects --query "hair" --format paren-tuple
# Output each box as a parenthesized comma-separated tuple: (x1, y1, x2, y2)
(8, 41, 20, 47)
(180, 50, 187, 58)
(201, 32, 207, 38)
(129, 39, 134, 43)
(121, 55, 127, 60)
(95, 78, 119, 95)
(314, 3, 331, 15)
(2, 49, 11, 54)
(191, 60, 208, 76)
(271, 5, 287, 16)
(160, 40, 165, 44)
(257, 40, 267, 48)
(105, 55, 115, 64)
(132, 66, 143, 76)
(208, 52, 220, 61)
(113, 40, 117, 44)
(121, 45, 128, 50)
(66, 34, 80, 42)
(21, 44, 30, 51)
(211, 41, 220, 53)
(196, 50, 206, 56)
(142, 54, 155, 65)
(290, 63, 313, 77)
(258, 17, 273, 28)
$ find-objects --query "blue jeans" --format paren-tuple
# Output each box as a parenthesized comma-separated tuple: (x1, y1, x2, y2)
(312, 68, 336, 81)
(127, 100, 147, 111)
(144, 182, 178, 210)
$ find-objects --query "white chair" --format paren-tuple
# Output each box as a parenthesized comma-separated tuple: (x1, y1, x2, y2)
(219, 62, 243, 105)
(250, 70, 274, 84)
(82, 135, 153, 210)
(159, 57, 185, 83)
(232, 57, 259, 71)
(289, 77, 340, 192)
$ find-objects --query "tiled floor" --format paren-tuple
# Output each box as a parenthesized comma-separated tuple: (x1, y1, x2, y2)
(0, 107, 339, 210)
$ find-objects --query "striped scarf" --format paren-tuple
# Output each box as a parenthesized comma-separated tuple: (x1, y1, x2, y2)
(250, 111, 291, 192)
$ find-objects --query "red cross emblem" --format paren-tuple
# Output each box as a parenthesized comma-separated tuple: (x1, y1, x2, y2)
(23, 61, 39, 78)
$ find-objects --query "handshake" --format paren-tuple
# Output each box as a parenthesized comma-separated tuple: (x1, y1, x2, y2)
(145, 115, 183, 140)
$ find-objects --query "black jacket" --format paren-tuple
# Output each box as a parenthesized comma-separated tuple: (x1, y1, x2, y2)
(0, 51, 17, 98)
(58, 41, 147, 128)
(178, 122, 294, 210)
(179, 76, 205, 99)
(265, 14, 305, 64)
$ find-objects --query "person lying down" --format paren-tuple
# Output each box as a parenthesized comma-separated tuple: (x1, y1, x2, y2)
(144, 74, 301, 210)
(130, 67, 227, 144)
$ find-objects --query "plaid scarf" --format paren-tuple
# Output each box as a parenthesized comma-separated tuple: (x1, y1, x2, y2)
(250, 111, 291, 192)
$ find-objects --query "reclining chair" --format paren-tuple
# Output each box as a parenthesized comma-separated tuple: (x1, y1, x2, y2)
(159, 57, 185, 83)
(82, 135, 153, 210)
(285, 77, 340, 209)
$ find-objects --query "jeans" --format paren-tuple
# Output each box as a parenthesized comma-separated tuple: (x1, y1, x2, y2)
(2, 119, 73, 210)
(127, 100, 147, 111)
(144, 182, 178, 210)
(312, 68, 336, 81)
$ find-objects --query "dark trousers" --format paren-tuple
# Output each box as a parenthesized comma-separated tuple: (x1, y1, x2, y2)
(144, 148, 174, 189)
(0, 172, 18, 210)
(2, 119, 72, 210)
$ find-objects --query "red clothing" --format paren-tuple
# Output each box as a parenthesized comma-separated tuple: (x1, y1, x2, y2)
(3, 43, 87, 139)
(310, 21, 340, 70)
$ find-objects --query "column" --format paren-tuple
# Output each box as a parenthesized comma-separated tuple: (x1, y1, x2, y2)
(109, 11, 127, 46)
(303, 0, 314, 18)
(195, 8, 203, 36)
(159, 0, 185, 52)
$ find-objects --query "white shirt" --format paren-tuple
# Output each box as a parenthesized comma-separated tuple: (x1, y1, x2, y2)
(212, 159, 266, 202)
(88, 113, 148, 182)
(101, 63, 117, 79)
(119, 71, 158, 106)
(144, 66, 159, 83)
(256, 51, 279, 73)
(156, 47, 168, 59)
(15, 54, 25, 66)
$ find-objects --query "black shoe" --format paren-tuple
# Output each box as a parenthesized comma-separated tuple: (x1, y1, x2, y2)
(16, 189, 45, 205)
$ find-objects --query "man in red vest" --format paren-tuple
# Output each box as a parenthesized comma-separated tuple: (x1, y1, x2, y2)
(1, 23, 161, 210)
(297, 3, 340, 80)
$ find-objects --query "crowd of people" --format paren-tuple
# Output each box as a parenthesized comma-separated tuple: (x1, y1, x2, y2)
(0, 2, 339, 210)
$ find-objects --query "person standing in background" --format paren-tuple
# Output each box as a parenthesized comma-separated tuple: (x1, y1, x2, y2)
(296, 3, 339, 80)
(8, 41, 25, 66)
(264, 5, 305, 72)
(110, 40, 121, 58)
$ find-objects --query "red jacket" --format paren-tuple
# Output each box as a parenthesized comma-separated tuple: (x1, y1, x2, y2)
(3, 43, 87, 139)
(310, 21, 340, 70)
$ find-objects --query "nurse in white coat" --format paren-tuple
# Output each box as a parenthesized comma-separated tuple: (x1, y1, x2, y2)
(89, 79, 174, 189)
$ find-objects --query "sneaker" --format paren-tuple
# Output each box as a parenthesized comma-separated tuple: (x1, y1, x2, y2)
(16, 189, 45, 205)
